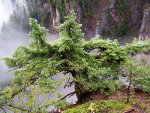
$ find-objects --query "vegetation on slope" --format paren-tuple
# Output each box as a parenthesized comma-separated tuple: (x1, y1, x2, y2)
(64, 91, 150, 113)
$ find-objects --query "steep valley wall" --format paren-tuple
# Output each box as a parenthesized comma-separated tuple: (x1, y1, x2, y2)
(9, 0, 150, 41)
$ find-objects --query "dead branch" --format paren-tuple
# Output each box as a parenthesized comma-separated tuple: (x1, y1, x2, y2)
(7, 104, 31, 112)
(64, 77, 71, 88)
(67, 81, 74, 87)
(0, 107, 7, 113)
(123, 108, 134, 113)
(59, 91, 76, 101)
(9, 66, 23, 72)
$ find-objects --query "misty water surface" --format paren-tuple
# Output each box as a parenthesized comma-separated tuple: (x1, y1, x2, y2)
(0, 30, 29, 86)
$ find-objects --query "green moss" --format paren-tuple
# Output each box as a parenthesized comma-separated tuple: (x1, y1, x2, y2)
(78, 0, 89, 12)
(102, 19, 126, 38)
(145, 99, 150, 102)
(64, 99, 129, 113)
(102, 26, 115, 38)
(117, 18, 126, 37)
(116, 0, 127, 14)
(146, 109, 150, 113)
(64, 98, 150, 113)
(41, 15, 47, 26)
(138, 103, 147, 109)
(93, 0, 98, 5)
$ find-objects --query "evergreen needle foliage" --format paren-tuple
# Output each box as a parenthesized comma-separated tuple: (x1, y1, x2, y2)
(0, 10, 150, 112)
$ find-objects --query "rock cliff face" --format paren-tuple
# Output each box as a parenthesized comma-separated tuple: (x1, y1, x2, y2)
(27, 0, 150, 40)
(139, 7, 150, 41)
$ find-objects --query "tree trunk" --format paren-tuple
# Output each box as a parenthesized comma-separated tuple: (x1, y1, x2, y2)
(127, 65, 132, 104)
(127, 76, 131, 104)
(139, 7, 150, 41)
(71, 70, 92, 102)
(74, 82, 87, 102)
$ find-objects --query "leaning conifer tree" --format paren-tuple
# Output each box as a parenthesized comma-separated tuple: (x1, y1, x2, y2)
(1, 10, 150, 112)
